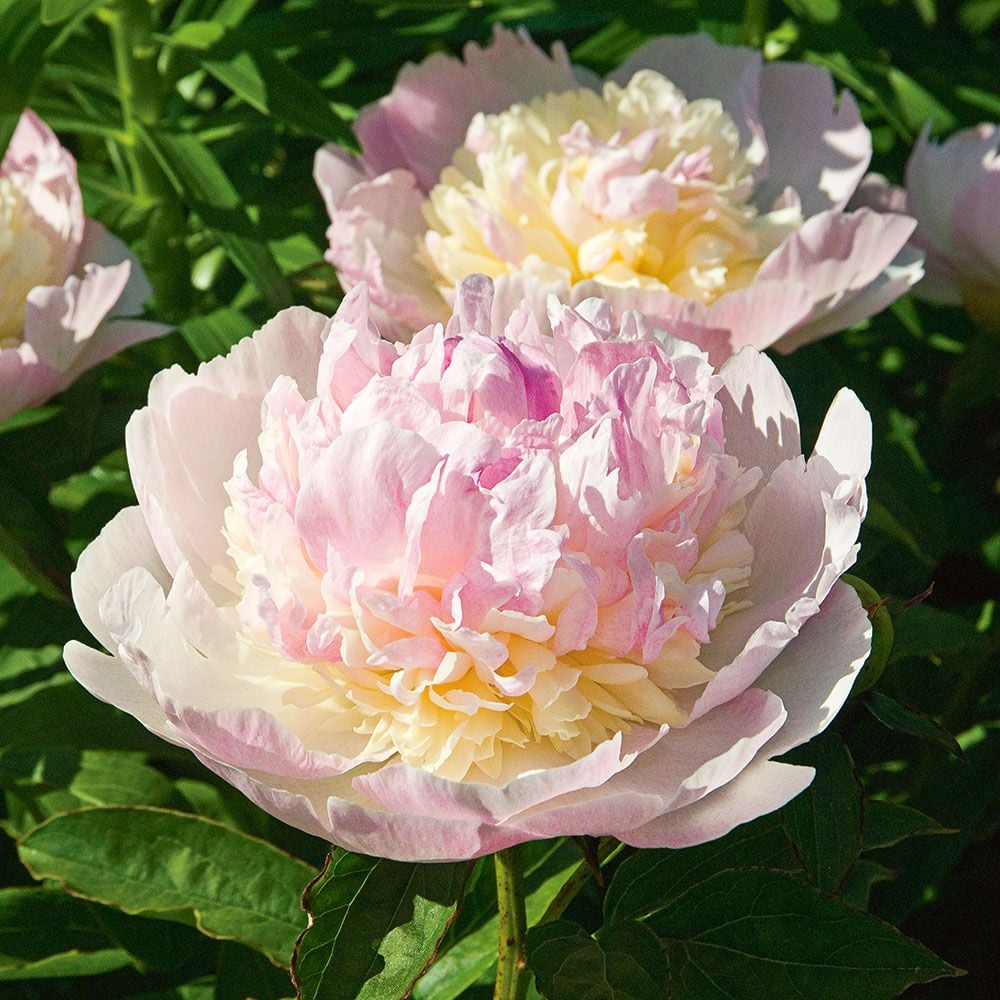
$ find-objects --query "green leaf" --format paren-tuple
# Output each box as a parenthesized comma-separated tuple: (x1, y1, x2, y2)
(164, 20, 350, 141)
(960, 0, 1000, 33)
(604, 815, 798, 925)
(0, 887, 132, 980)
(888, 604, 983, 663)
(785, 0, 842, 23)
(17, 806, 314, 966)
(215, 941, 295, 1000)
(646, 868, 962, 999)
(838, 860, 895, 911)
(167, 21, 227, 49)
(140, 128, 292, 312)
(0, 1, 57, 154)
(292, 850, 471, 1000)
(0, 748, 179, 834)
(39, 0, 95, 25)
(886, 68, 957, 134)
(841, 575, 893, 693)
(864, 691, 963, 757)
(203, 49, 348, 143)
(528, 919, 667, 1000)
(0, 671, 185, 757)
(171, 777, 271, 836)
(181, 308, 257, 362)
(862, 800, 952, 851)
(781, 734, 863, 893)
(0, 516, 67, 605)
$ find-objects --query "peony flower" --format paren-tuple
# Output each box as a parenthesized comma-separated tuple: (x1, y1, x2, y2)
(854, 124, 1000, 328)
(0, 110, 168, 423)
(315, 29, 921, 361)
(66, 276, 872, 862)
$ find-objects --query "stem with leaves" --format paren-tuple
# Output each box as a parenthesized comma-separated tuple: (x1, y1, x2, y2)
(494, 846, 530, 1000)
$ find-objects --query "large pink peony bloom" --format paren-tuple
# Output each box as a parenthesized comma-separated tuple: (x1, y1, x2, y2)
(0, 110, 168, 423)
(855, 124, 1000, 328)
(315, 29, 921, 360)
(66, 276, 872, 862)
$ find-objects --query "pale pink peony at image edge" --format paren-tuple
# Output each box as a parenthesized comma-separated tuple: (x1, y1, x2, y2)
(65, 276, 872, 862)
(852, 122, 1000, 327)
(0, 109, 169, 423)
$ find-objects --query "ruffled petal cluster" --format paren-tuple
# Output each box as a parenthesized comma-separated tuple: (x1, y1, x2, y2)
(315, 29, 922, 360)
(67, 277, 872, 862)
(0, 110, 169, 422)
(854, 124, 1000, 327)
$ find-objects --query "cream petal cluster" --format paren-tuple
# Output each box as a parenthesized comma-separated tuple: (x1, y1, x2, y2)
(66, 277, 872, 862)
(315, 29, 922, 361)
(0, 110, 168, 423)
(854, 124, 1000, 328)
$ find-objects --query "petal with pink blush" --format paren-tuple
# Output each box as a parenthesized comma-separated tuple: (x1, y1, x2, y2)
(718, 347, 801, 487)
(758, 580, 871, 758)
(126, 307, 328, 589)
(313, 144, 366, 218)
(899, 124, 1000, 313)
(322, 169, 446, 332)
(757, 208, 916, 311)
(0, 345, 61, 424)
(621, 758, 814, 848)
(70, 506, 171, 653)
(0, 112, 166, 420)
(163, 704, 382, 779)
(23, 263, 131, 364)
(3, 109, 84, 273)
(755, 62, 870, 214)
(692, 426, 866, 717)
(295, 421, 441, 578)
(354, 725, 665, 825)
(511, 687, 787, 839)
(772, 240, 924, 353)
(951, 169, 1000, 282)
(354, 26, 577, 191)
(63, 641, 180, 747)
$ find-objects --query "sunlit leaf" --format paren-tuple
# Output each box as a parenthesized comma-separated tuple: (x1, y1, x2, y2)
(18, 806, 315, 966)
(292, 850, 470, 1000)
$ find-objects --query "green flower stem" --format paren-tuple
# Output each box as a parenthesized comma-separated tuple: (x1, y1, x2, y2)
(494, 846, 530, 1000)
(742, 0, 769, 47)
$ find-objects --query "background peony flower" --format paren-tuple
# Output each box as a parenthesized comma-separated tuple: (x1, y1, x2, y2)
(66, 276, 872, 862)
(0, 110, 169, 423)
(854, 124, 1000, 328)
(315, 29, 922, 361)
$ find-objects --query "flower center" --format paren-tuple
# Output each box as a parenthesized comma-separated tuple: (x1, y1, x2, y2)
(0, 177, 65, 348)
(420, 71, 801, 306)
(216, 336, 759, 783)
